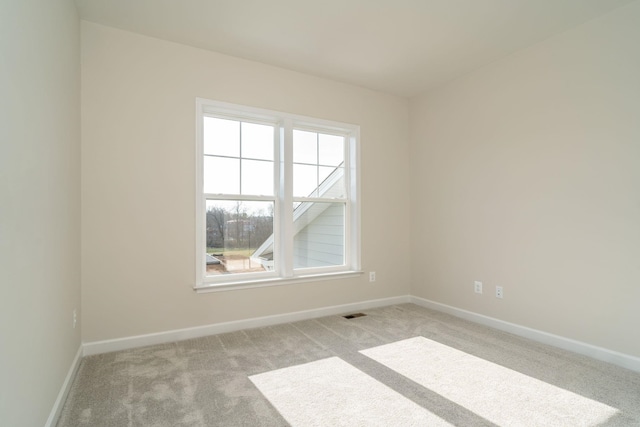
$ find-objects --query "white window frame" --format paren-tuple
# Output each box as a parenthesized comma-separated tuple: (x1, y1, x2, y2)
(195, 98, 361, 292)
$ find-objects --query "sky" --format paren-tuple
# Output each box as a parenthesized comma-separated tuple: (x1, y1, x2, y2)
(203, 116, 344, 200)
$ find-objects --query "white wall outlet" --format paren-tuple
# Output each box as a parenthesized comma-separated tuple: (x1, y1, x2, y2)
(73, 309, 77, 329)
(474, 281, 483, 294)
(369, 271, 376, 282)
(496, 286, 503, 299)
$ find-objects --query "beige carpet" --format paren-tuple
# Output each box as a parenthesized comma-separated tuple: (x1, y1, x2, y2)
(57, 304, 640, 426)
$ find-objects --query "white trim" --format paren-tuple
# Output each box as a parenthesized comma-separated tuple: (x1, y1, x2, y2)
(45, 345, 83, 427)
(195, 270, 363, 293)
(83, 295, 410, 356)
(410, 296, 640, 373)
(280, 117, 293, 277)
(195, 98, 205, 287)
(204, 194, 276, 201)
(198, 98, 359, 132)
(348, 128, 361, 271)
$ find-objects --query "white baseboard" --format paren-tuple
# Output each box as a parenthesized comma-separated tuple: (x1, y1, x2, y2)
(83, 295, 411, 356)
(45, 345, 83, 427)
(410, 296, 640, 373)
(81, 294, 640, 373)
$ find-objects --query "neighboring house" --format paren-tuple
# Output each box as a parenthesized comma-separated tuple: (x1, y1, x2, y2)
(251, 164, 345, 270)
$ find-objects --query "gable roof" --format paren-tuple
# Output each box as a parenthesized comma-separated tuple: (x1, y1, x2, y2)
(251, 165, 345, 263)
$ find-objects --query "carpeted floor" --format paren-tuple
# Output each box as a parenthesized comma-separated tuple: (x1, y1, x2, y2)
(57, 304, 640, 426)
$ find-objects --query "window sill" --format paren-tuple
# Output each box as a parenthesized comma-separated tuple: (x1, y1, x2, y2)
(194, 270, 364, 294)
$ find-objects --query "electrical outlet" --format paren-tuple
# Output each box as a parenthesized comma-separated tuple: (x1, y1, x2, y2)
(496, 286, 503, 299)
(369, 271, 376, 282)
(474, 281, 483, 294)
(73, 309, 77, 329)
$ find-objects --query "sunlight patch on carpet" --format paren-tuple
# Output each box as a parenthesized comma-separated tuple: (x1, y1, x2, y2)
(249, 357, 453, 427)
(360, 336, 619, 427)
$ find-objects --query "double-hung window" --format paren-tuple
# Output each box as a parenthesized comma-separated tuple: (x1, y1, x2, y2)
(195, 98, 360, 290)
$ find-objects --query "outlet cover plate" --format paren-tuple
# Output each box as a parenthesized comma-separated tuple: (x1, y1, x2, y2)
(474, 281, 483, 294)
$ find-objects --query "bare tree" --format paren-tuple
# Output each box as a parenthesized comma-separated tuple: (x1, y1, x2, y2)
(207, 203, 274, 252)
(206, 207, 226, 249)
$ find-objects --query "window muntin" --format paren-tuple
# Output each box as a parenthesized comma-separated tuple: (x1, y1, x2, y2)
(292, 130, 345, 198)
(196, 99, 360, 288)
(203, 116, 275, 197)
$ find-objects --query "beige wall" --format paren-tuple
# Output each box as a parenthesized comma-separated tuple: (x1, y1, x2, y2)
(410, 1, 640, 357)
(81, 22, 411, 342)
(0, 1, 81, 425)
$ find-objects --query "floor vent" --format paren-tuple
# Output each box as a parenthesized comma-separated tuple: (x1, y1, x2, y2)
(343, 313, 366, 319)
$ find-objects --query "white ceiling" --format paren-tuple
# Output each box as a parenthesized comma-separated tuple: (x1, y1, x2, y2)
(76, 0, 634, 97)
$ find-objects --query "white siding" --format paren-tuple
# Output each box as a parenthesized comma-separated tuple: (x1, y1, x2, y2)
(293, 204, 344, 268)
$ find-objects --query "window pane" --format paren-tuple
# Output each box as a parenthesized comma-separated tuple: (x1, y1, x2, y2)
(242, 122, 274, 160)
(242, 159, 274, 196)
(319, 166, 335, 185)
(293, 163, 317, 197)
(292, 202, 345, 269)
(293, 130, 317, 164)
(318, 166, 345, 198)
(206, 200, 274, 275)
(204, 117, 240, 157)
(319, 134, 344, 166)
(204, 156, 240, 194)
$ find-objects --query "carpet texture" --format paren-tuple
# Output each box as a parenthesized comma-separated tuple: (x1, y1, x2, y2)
(57, 304, 640, 426)
(249, 356, 452, 426)
(360, 336, 619, 426)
